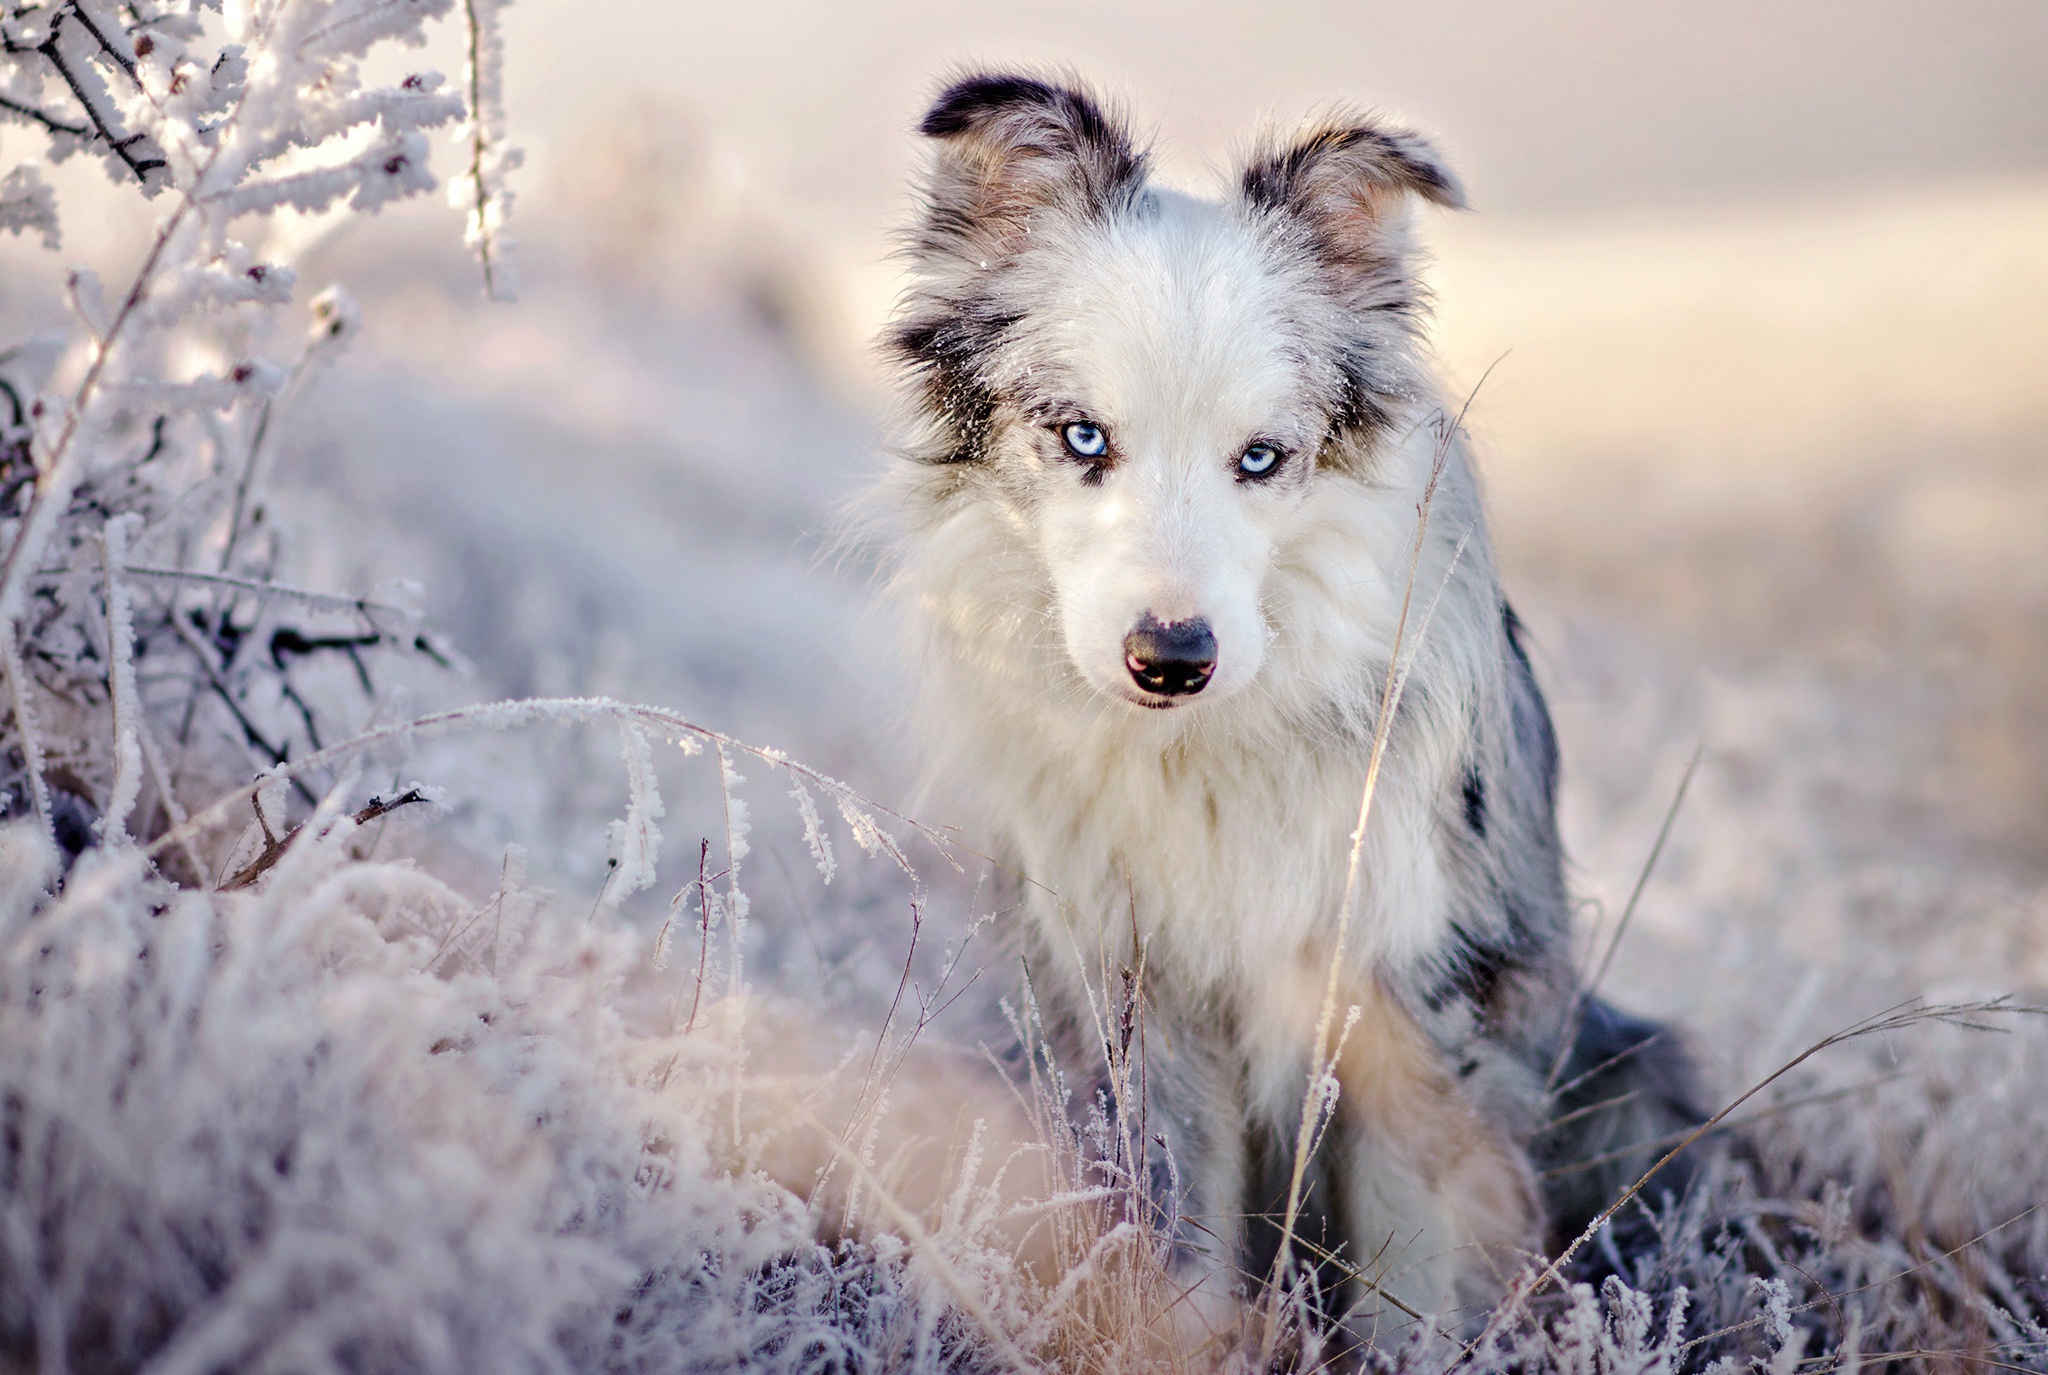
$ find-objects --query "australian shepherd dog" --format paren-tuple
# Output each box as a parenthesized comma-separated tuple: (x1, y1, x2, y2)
(873, 71, 1702, 1331)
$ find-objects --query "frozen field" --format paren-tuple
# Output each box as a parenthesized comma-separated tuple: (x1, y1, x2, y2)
(2, 1, 2044, 1367)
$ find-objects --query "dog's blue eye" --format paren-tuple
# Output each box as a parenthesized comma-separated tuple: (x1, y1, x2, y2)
(1062, 422, 1108, 459)
(1238, 443, 1280, 477)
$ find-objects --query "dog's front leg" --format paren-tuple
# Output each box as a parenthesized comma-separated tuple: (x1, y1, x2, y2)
(1243, 958, 1539, 1329)
(1329, 977, 1540, 1327)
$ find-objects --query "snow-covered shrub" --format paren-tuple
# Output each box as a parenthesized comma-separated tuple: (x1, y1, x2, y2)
(0, 794, 1055, 1373)
(0, 0, 510, 870)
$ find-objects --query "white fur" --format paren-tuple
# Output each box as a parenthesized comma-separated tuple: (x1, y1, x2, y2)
(876, 79, 1556, 1323)
(893, 200, 1490, 991)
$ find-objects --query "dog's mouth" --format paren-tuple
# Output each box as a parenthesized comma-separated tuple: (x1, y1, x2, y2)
(1108, 684, 1198, 711)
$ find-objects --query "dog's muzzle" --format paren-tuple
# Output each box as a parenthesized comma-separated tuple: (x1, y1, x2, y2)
(1123, 614, 1217, 697)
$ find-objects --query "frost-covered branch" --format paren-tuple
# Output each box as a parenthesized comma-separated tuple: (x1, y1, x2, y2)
(30, 6, 167, 184)
(0, 0, 512, 857)
(0, 89, 86, 138)
(140, 694, 936, 890)
(453, 0, 517, 298)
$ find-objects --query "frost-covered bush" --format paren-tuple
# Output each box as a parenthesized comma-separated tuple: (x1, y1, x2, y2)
(0, 5, 1058, 1368)
(0, 0, 509, 867)
(0, 800, 1052, 1374)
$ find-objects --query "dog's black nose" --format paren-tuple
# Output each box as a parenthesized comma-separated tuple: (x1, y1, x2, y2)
(1123, 614, 1217, 697)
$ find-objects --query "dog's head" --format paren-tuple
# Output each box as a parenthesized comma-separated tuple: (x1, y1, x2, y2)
(890, 73, 1463, 713)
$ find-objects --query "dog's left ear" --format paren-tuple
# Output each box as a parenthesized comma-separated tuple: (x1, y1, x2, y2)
(1239, 117, 1465, 265)
(909, 72, 1149, 266)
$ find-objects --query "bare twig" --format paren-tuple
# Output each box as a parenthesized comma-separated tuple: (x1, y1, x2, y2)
(220, 787, 426, 891)
(683, 838, 715, 1033)
(1261, 369, 1498, 1356)
(163, 605, 318, 804)
(0, 91, 90, 139)
(34, 11, 165, 183)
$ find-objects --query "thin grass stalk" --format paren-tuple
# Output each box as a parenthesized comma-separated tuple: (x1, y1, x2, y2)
(1258, 383, 1488, 1360)
(1455, 997, 2041, 1368)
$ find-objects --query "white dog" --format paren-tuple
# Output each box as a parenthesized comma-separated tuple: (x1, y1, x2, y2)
(875, 72, 1700, 1329)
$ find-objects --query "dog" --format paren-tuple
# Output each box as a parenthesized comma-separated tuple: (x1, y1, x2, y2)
(874, 71, 1702, 1331)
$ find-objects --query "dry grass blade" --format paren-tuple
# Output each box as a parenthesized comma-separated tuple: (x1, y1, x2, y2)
(1454, 996, 2045, 1368)
(1260, 367, 1498, 1360)
(139, 696, 964, 885)
(220, 788, 428, 891)
(1670, 1200, 2048, 1361)
(783, 1100, 1039, 1374)
(1533, 1072, 1906, 1181)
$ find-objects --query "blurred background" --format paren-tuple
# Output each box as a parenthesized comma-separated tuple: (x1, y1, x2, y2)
(4, 0, 2043, 1067)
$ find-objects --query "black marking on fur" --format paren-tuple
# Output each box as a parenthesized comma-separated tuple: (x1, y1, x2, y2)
(1240, 121, 1464, 220)
(921, 74, 1089, 137)
(1238, 120, 1465, 480)
(1502, 601, 1560, 803)
(1239, 120, 1461, 320)
(1309, 348, 1405, 479)
(896, 73, 1153, 464)
(1427, 880, 1543, 1018)
(1310, 334, 1409, 481)
(1243, 1110, 1354, 1327)
(1536, 997, 1710, 1259)
(887, 306, 1019, 464)
(917, 72, 1148, 224)
(1436, 918, 1520, 1014)
(921, 75, 1123, 162)
(1330, 368, 1397, 436)
(1460, 764, 1488, 838)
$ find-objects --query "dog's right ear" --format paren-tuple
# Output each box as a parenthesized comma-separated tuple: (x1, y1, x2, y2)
(1238, 116, 1466, 274)
(909, 72, 1148, 266)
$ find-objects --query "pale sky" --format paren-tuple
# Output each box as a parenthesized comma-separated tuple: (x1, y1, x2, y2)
(500, 0, 2048, 236)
